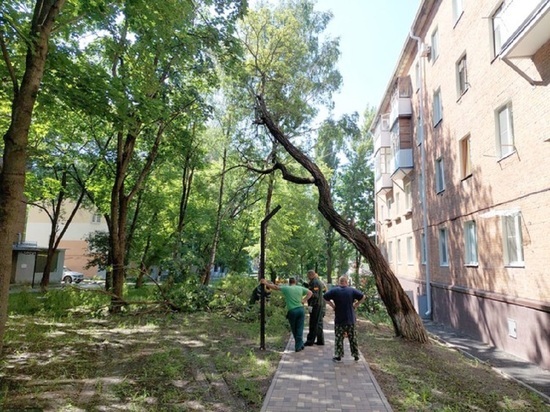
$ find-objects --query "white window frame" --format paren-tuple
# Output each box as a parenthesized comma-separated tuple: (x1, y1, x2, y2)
(492, 3, 506, 57)
(438, 228, 449, 267)
(464, 221, 478, 265)
(456, 54, 468, 96)
(433, 88, 442, 126)
(397, 239, 402, 264)
(404, 181, 412, 210)
(431, 28, 439, 62)
(452, 0, 464, 24)
(388, 241, 394, 263)
(496, 103, 515, 158)
(502, 214, 524, 266)
(435, 157, 445, 193)
(92, 213, 102, 224)
(459, 135, 472, 179)
(415, 60, 421, 92)
(406, 236, 413, 265)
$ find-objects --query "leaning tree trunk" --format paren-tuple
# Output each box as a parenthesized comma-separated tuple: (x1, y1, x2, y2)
(256, 95, 429, 343)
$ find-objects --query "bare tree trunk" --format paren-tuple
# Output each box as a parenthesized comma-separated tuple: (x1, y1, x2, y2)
(256, 95, 429, 343)
(0, 0, 66, 352)
(202, 147, 228, 285)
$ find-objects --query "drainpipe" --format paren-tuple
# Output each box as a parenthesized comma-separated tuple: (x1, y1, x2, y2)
(409, 31, 432, 318)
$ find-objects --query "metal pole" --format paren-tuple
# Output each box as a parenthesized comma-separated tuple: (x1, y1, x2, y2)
(260, 205, 281, 350)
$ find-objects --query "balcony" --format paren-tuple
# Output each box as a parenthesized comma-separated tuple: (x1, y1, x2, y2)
(391, 148, 413, 180)
(500, 0, 550, 85)
(375, 173, 393, 195)
(373, 114, 391, 154)
(389, 97, 412, 127)
(388, 76, 413, 127)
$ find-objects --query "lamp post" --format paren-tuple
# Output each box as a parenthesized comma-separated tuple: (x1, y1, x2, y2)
(260, 205, 281, 350)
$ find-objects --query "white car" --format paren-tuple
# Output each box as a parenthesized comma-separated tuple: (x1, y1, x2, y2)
(63, 267, 84, 284)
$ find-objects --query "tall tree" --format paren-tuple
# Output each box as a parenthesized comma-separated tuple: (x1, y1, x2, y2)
(0, 0, 67, 352)
(256, 96, 429, 342)
(238, 0, 429, 341)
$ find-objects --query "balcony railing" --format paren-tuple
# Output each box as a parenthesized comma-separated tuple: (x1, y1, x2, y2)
(375, 173, 393, 195)
(391, 148, 413, 180)
(389, 96, 412, 128)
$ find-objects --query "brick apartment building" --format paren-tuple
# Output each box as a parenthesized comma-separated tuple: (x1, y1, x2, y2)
(372, 0, 550, 369)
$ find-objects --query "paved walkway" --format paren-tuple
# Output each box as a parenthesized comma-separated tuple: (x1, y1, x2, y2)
(260, 314, 392, 412)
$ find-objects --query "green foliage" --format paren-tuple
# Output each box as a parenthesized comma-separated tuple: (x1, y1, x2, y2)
(209, 274, 259, 320)
(7, 290, 43, 316)
(158, 278, 214, 313)
(356, 275, 388, 318)
(9, 288, 110, 318)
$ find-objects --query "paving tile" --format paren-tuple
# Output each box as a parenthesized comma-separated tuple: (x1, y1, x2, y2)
(261, 315, 393, 412)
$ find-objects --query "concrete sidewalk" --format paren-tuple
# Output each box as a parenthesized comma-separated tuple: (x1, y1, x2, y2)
(260, 315, 392, 412)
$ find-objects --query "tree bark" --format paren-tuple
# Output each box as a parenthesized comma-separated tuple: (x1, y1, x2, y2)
(0, 0, 67, 353)
(256, 95, 429, 343)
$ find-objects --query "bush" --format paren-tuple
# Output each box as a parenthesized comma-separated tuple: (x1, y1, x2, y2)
(157, 277, 213, 313)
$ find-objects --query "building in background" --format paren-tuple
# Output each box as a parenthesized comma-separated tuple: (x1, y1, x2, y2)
(372, 0, 550, 369)
(25, 203, 108, 278)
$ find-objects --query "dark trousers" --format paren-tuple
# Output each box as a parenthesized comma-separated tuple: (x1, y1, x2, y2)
(287, 306, 305, 351)
(306, 305, 325, 345)
(334, 324, 358, 358)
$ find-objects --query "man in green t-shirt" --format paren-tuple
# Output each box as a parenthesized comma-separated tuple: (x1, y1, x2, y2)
(261, 277, 312, 352)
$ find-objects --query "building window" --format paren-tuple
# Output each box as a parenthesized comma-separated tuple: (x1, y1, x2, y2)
(431, 28, 439, 61)
(492, 3, 507, 57)
(388, 241, 393, 263)
(502, 214, 524, 266)
(92, 213, 102, 224)
(395, 193, 400, 215)
(406, 236, 413, 265)
(397, 239, 402, 264)
(452, 0, 464, 24)
(456, 54, 468, 96)
(433, 88, 442, 126)
(459, 135, 472, 179)
(438, 228, 449, 266)
(421, 233, 427, 265)
(496, 103, 515, 158)
(435, 157, 445, 193)
(404, 180, 412, 210)
(380, 205, 385, 221)
(380, 147, 391, 174)
(464, 221, 478, 265)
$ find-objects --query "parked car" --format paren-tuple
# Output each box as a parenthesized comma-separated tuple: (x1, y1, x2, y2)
(63, 267, 84, 284)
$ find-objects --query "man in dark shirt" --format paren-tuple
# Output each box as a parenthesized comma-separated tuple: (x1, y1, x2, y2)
(323, 276, 366, 362)
(304, 269, 326, 346)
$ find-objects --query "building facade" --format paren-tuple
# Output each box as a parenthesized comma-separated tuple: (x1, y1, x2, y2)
(372, 0, 550, 369)
(25, 203, 108, 278)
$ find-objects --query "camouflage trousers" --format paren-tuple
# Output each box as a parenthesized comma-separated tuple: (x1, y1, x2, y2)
(334, 324, 358, 358)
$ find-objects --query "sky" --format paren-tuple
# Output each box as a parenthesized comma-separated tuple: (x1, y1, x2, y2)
(313, 0, 421, 118)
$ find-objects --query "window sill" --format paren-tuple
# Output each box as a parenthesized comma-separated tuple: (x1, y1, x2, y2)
(497, 150, 517, 163)
(464, 263, 479, 268)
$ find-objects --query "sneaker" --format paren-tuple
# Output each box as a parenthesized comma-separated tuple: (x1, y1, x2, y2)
(354, 356, 360, 361)
(314, 342, 324, 346)
(304, 342, 314, 346)
(296, 346, 304, 352)
(332, 356, 342, 362)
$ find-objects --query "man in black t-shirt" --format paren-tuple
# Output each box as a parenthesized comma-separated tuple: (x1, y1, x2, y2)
(323, 276, 366, 362)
